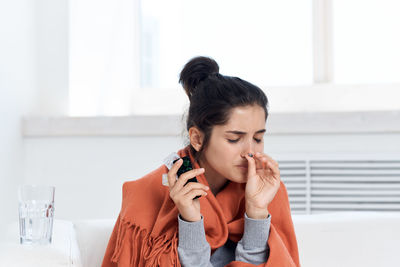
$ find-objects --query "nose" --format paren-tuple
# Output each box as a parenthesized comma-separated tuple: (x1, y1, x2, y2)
(240, 139, 255, 158)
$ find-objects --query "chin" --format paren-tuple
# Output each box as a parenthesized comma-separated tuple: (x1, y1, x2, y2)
(228, 174, 248, 184)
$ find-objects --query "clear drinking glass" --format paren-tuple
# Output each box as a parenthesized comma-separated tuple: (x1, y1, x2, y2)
(18, 185, 55, 245)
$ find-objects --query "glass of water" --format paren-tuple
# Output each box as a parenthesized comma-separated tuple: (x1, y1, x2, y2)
(18, 185, 55, 245)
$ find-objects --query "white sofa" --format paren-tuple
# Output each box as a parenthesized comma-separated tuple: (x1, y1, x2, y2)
(292, 212, 400, 267)
(73, 212, 400, 267)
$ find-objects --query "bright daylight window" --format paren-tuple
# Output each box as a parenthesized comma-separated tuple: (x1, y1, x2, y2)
(69, 0, 400, 116)
(140, 0, 313, 89)
(69, 0, 312, 116)
(333, 0, 400, 84)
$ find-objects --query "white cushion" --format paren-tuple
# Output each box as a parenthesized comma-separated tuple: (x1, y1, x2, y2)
(72, 212, 400, 267)
(292, 212, 400, 267)
(73, 219, 116, 267)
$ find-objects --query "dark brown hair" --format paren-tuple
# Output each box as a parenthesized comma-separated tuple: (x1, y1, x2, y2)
(179, 56, 269, 161)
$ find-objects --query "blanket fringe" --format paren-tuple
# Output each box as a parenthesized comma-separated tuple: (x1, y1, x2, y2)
(111, 218, 179, 266)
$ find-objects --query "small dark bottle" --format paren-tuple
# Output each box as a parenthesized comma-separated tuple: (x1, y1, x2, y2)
(173, 156, 200, 199)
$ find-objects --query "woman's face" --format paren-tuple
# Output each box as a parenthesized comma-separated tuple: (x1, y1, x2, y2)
(199, 105, 266, 184)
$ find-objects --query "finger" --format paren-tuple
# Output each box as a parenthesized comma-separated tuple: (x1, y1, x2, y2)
(256, 152, 279, 168)
(253, 154, 266, 170)
(261, 158, 281, 183)
(254, 153, 280, 181)
(179, 182, 209, 195)
(168, 158, 183, 188)
(261, 155, 280, 178)
(267, 160, 281, 181)
(175, 168, 205, 189)
(254, 153, 278, 172)
(183, 189, 208, 200)
(245, 154, 257, 177)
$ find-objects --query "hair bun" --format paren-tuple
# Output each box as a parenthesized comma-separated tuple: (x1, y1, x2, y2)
(179, 56, 219, 100)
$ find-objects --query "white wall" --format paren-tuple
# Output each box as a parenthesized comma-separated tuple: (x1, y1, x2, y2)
(34, 0, 69, 116)
(0, 0, 37, 239)
(20, 112, 400, 220)
(22, 131, 400, 222)
(0, 0, 68, 238)
(23, 136, 185, 220)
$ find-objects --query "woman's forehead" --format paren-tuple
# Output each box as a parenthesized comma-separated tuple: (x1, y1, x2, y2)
(216, 106, 266, 134)
(227, 106, 265, 125)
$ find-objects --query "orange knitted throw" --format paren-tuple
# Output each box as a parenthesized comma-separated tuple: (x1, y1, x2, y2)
(102, 146, 300, 267)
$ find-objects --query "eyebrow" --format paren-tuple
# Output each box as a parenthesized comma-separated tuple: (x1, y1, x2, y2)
(225, 129, 266, 135)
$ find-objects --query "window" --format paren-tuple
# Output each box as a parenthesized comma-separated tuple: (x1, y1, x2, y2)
(69, 0, 400, 116)
(333, 0, 400, 84)
(141, 0, 313, 89)
(69, 0, 137, 116)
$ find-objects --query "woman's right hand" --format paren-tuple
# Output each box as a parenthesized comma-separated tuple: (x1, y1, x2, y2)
(167, 158, 209, 222)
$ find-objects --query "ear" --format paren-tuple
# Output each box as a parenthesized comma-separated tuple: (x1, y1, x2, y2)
(188, 127, 204, 152)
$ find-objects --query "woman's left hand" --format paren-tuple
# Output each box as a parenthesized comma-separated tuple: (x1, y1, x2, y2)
(244, 152, 281, 219)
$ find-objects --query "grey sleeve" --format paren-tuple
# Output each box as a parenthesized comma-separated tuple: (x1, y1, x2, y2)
(235, 213, 271, 265)
(177, 215, 213, 267)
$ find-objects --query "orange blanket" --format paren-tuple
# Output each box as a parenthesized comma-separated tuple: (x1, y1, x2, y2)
(102, 146, 300, 267)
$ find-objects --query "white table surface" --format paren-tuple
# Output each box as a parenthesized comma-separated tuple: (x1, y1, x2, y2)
(0, 219, 82, 267)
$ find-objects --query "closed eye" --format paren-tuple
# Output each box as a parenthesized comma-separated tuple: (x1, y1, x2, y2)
(227, 138, 263, 143)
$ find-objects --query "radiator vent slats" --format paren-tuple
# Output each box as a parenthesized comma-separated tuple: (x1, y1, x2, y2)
(311, 190, 400, 195)
(279, 161, 307, 214)
(279, 160, 400, 214)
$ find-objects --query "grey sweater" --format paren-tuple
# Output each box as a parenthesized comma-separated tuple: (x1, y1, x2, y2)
(178, 213, 271, 266)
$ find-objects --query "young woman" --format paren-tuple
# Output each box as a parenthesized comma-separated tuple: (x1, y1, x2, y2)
(102, 57, 300, 267)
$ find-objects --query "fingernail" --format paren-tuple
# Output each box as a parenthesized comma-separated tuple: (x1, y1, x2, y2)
(199, 168, 205, 171)
(205, 186, 209, 190)
(248, 153, 253, 157)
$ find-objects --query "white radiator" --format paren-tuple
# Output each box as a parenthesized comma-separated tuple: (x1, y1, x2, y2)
(279, 159, 400, 214)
